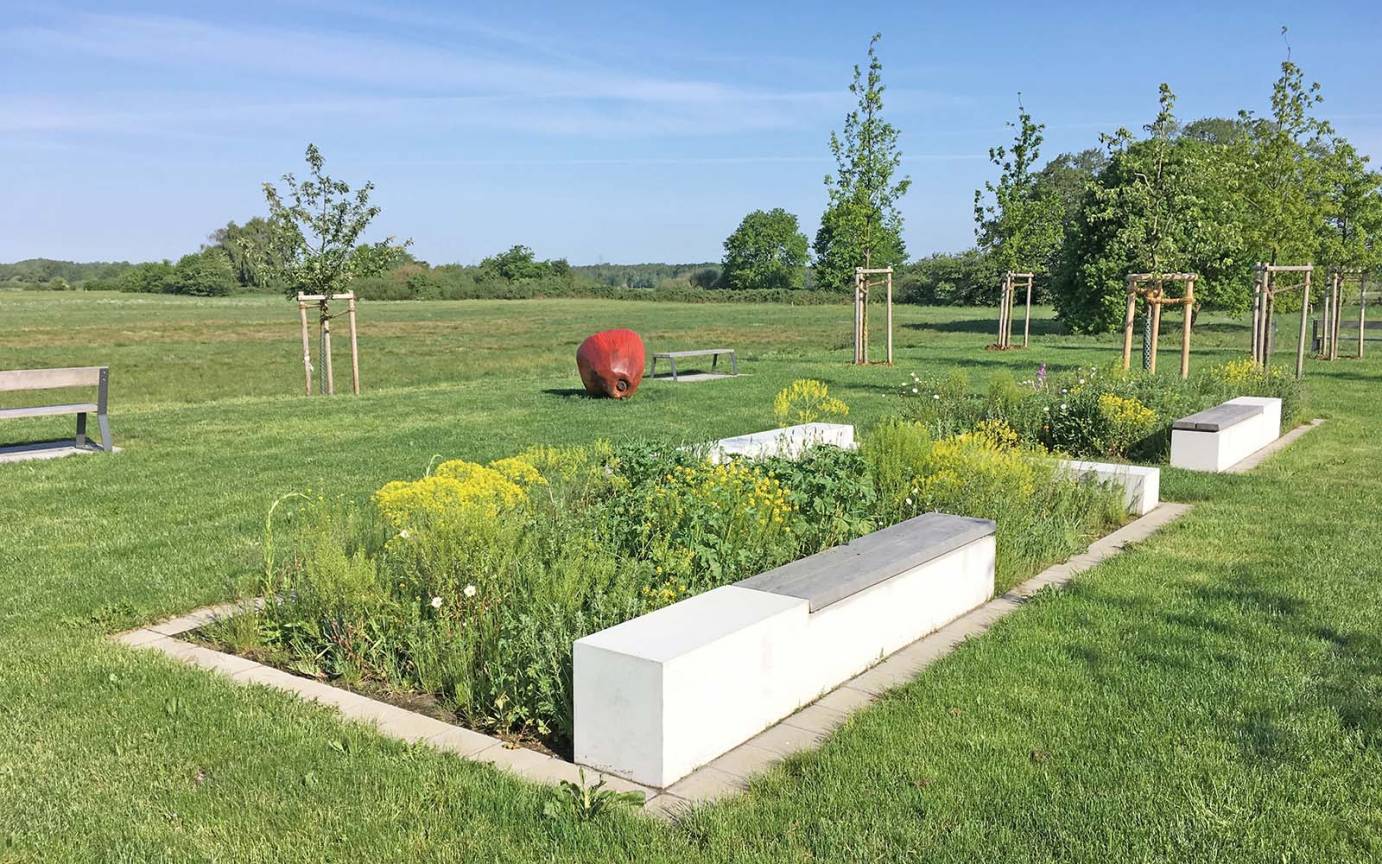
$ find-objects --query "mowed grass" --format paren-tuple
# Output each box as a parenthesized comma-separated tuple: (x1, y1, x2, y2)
(0, 290, 1378, 862)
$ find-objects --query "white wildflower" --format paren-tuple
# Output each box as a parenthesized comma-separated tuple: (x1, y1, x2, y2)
(430, 596, 443, 609)
(463, 584, 478, 598)
(1060, 403, 1068, 410)
(911, 387, 919, 394)
(399, 529, 411, 540)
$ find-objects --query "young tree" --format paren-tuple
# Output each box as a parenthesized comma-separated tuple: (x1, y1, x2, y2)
(721, 208, 809, 291)
(250, 144, 409, 300)
(973, 101, 1063, 282)
(1055, 84, 1206, 331)
(249, 144, 409, 394)
(1237, 55, 1333, 266)
(813, 33, 911, 292)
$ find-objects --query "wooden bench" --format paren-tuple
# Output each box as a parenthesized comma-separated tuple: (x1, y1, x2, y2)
(1312, 318, 1382, 354)
(0, 366, 112, 452)
(1169, 396, 1279, 472)
(650, 348, 737, 381)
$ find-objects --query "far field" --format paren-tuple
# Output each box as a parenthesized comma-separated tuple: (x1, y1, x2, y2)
(1, 290, 1378, 862)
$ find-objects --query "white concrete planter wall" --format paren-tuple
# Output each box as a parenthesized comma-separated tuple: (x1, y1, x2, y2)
(1170, 396, 1282, 473)
(706, 422, 855, 463)
(1057, 459, 1160, 516)
(572, 512, 996, 788)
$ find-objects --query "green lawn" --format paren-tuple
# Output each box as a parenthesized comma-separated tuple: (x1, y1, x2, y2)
(1, 291, 1378, 862)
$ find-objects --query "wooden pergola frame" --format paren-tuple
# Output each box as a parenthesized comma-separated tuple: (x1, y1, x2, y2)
(1120, 273, 1197, 378)
(853, 266, 894, 365)
(297, 291, 361, 396)
(1318, 269, 1369, 361)
(992, 271, 1034, 350)
(1249, 263, 1311, 379)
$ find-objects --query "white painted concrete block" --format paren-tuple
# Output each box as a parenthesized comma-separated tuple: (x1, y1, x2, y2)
(573, 526, 995, 788)
(574, 586, 808, 789)
(1057, 459, 1160, 516)
(797, 538, 995, 695)
(1170, 397, 1282, 472)
(707, 423, 855, 463)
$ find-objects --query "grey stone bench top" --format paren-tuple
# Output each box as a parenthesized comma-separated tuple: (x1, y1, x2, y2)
(1172, 402, 1263, 433)
(736, 512, 996, 612)
(652, 348, 735, 358)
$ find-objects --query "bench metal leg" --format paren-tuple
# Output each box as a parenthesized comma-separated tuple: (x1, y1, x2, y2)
(731, 352, 738, 375)
(650, 355, 657, 379)
(669, 357, 678, 381)
(98, 412, 112, 452)
(711, 353, 718, 371)
(75, 412, 87, 448)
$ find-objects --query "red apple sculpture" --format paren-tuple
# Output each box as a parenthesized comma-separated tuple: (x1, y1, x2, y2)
(576, 329, 646, 398)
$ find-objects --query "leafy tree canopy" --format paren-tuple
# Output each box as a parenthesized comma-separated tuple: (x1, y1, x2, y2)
(813, 33, 910, 292)
(721, 208, 809, 291)
(974, 101, 1064, 278)
(250, 144, 410, 301)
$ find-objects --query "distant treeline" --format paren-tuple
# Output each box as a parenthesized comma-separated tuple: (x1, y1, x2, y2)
(0, 247, 1006, 306)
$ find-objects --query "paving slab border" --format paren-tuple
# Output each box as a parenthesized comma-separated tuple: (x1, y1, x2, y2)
(0, 441, 122, 465)
(109, 502, 1193, 818)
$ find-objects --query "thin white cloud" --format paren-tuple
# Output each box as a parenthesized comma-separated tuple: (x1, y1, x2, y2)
(3, 11, 968, 141)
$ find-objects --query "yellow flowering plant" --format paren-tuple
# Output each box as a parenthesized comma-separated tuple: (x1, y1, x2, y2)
(773, 378, 849, 426)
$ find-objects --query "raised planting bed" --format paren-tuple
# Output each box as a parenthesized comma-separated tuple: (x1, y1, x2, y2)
(1056, 459, 1159, 516)
(1170, 396, 1282, 472)
(142, 418, 1132, 791)
(706, 422, 855, 463)
(574, 512, 995, 787)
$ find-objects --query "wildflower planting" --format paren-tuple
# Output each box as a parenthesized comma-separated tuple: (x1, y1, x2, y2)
(899, 359, 1304, 462)
(202, 383, 1125, 755)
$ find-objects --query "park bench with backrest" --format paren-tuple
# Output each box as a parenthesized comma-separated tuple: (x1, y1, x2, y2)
(0, 366, 113, 452)
(649, 348, 737, 381)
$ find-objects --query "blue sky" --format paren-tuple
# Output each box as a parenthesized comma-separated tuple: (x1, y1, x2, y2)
(3, 1, 1381, 265)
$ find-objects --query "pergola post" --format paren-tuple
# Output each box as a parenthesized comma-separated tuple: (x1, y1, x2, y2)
(885, 269, 894, 365)
(1022, 274, 1033, 348)
(1361, 276, 1368, 359)
(1295, 269, 1311, 380)
(297, 294, 312, 396)
(1121, 281, 1137, 370)
(348, 294, 361, 395)
(1181, 279, 1194, 379)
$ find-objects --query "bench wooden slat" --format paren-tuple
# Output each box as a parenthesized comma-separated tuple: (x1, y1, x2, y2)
(0, 403, 99, 420)
(0, 366, 105, 393)
(1172, 402, 1262, 433)
(736, 512, 996, 612)
(653, 349, 734, 358)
